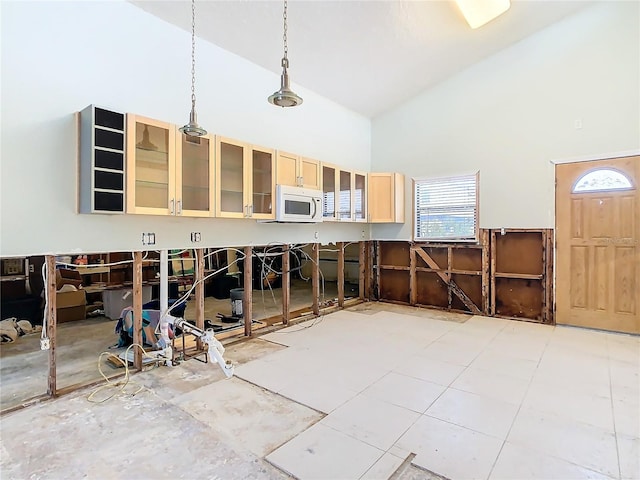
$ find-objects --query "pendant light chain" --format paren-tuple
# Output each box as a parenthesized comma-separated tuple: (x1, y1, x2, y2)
(190, 0, 197, 109)
(282, 0, 288, 66)
(179, 0, 206, 136)
(268, 0, 302, 107)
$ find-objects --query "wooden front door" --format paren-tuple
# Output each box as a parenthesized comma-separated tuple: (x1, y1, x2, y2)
(556, 156, 639, 334)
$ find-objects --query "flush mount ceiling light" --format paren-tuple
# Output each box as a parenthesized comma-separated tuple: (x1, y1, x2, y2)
(455, 0, 511, 29)
(179, 0, 207, 137)
(268, 0, 303, 108)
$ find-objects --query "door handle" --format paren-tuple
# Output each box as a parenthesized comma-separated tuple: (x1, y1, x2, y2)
(170, 198, 175, 215)
(176, 200, 182, 215)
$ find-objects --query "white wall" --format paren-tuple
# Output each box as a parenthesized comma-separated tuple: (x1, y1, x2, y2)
(371, 1, 640, 240)
(0, 0, 371, 257)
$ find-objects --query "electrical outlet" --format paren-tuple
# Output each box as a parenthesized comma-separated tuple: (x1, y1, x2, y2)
(314, 231, 319, 239)
(29, 264, 35, 273)
(361, 229, 365, 239)
(142, 232, 156, 245)
(40, 338, 50, 350)
(191, 232, 201, 242)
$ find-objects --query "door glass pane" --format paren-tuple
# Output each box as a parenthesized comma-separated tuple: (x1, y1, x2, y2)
(220, 142, 244, 213)
(323, 166, 335, 218)
(181, 135, 209, 211)
(339, 170, 352, 220)
(354, 173, 365, 220)
(252, 150, 272, 215)
(135, 122, 169, 209)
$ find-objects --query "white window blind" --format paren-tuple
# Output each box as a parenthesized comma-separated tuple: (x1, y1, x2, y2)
(414, 173, 478, 241)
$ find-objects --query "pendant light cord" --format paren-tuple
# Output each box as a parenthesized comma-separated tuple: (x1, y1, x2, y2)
(190, 0, 197, 110)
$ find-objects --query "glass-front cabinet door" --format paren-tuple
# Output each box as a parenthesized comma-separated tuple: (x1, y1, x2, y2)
(339, 170, 353, 221)
(216, 137, 246, 218)
(176, 133, 215, 217)
(126, 115, 176, 215)
(322, 164, 338, 220)
(251, 146, 275, 219)
(353, 172, 367, 222)
(216, 138, 274, 219)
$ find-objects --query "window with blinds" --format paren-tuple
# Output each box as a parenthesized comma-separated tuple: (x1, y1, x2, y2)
(414, 173, 479, 241)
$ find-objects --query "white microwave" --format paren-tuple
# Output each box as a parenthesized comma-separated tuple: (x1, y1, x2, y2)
(273, 185, 323, 223)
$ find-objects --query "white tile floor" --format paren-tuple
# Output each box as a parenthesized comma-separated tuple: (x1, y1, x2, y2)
(235, 307, 640, 480)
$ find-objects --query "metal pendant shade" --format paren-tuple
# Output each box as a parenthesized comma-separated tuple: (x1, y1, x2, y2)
(180, 0, 207, 136)
(269, 0, 303, 108)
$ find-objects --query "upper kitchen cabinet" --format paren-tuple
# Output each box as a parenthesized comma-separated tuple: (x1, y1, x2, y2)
(216, 137, 275, 219)
(276, 152, 321, 189)
(125, 115, 216, 217)
(368, 173, 405, 223)
(322, 165, 367, 222)
(339, 170, 367, 222)
(79, 105, 126, 214)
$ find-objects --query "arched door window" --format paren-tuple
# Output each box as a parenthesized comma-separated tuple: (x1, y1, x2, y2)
(572, 168, 634, 193)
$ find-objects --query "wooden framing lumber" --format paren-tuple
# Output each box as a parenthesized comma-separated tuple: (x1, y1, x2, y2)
(195, 248, 205, 350)
(312, 243, 320, 315)
(243, 246, 253, 336)
(413, 247, 481, 314)
(133, 251, 143, 370)
(480, 229, 490, 314)
(409, 246, 417, 305)
(46, 255, 57, 397)
(358, 241, 366, 300)
(337, 242, 345, 307)
(282, 244, 290, 325)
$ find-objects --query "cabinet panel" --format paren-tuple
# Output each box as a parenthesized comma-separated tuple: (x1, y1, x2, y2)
(276, 151, 298, 187)
(126, 115, 176, 215)
(368, 172, 405, 223)
(176, 133, 215, 217)
(300, 158, 320, 189)
(217, 138, 245, 218)
(322, 164, 338, 220)
(353, 172, 367, 222)
(339, 170, 352, 220)
(251, 147, 274, 218)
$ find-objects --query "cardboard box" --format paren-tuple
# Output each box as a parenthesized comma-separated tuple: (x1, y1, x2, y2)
(56, 289, 86, 323)
(57, 305, 86, 323)
(56, 269, 83, 290)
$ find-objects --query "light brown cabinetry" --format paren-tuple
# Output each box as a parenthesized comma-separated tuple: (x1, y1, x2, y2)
(276, 152, 320, 189)
(322, 165, 368, 222)
(216, 137, 275, 219)
(368, 172, 405, 223)
(126, 114, 214, 216)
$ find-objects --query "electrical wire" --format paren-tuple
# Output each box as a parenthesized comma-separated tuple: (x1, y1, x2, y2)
(87, 343, 164, 403)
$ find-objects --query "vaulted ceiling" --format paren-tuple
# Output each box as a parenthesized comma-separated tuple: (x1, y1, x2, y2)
(131, 0, 596, 118)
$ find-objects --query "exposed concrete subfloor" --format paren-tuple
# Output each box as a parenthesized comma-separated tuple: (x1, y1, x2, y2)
(2, 304, 638, 479)
(0, 279, 340, 411)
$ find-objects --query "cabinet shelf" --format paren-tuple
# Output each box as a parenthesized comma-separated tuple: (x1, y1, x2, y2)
(136, 180, 168, 189)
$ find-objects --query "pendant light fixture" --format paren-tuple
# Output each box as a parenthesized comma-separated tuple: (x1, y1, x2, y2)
(268, 0, 303, 108)
(180, 0, 207, 136)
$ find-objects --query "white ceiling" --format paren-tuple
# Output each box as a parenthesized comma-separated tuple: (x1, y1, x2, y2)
(130, 0, 596, 118)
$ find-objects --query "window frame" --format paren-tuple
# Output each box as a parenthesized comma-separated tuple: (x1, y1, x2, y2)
(413, 171, 480, 243)
(571, 167, 635, 194)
